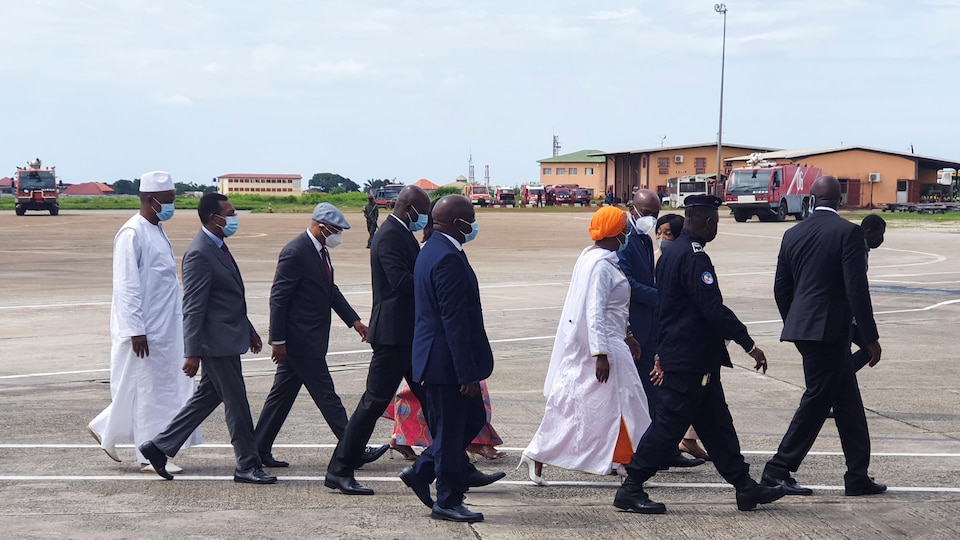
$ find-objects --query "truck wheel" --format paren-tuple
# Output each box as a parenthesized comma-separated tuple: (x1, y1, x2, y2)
(799, 198, 811, 220)
(776, 202, 788, 222)
(50, 205, 59, 216)
(15, 205, 26, 216)
(733, 209, 749, 222)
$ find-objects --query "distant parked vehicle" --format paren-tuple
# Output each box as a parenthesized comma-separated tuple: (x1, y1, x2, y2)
(494, 187, 516, 206)
(369, 184, 405, 208)
(462, 184, 491, 206)
(576, 188, 594, 206)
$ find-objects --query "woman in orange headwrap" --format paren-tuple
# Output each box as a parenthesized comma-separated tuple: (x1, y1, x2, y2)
(519, 207, 651, 484)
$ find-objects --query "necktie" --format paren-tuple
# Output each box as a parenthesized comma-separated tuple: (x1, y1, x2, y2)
(320, 247, 333, 284)
(220, 243, 234, 263)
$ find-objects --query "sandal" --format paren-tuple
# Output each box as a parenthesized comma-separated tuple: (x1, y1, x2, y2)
(679, 438, 710, 461)
(466, 444, 507, 460)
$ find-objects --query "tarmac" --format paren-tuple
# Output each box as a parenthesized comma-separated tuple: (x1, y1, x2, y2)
(1, 207, 959, 539)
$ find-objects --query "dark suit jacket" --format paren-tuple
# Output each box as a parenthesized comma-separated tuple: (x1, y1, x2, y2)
(775, 209, 879, 345)
(412, 234, 494, 385)
(366, 216, 420, 346)
(182, 229, 256, 358)
(268, 232, 360, 357)
(618, 229, 659, 348)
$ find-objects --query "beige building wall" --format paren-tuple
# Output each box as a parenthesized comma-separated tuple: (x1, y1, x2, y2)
(539, 161, 607, 195)
(218, 175, 303, 196)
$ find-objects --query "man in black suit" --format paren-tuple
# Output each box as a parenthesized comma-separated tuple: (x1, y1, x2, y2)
(324, 186, 430, 494)
(254, 203, 387, 470)
(140, 193, 275, 484)
(399, 195, 492, 523)
(761, 176, 886, 497)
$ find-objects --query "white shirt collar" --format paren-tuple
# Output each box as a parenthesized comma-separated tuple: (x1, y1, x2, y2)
(306, 227, 324, 253)
(390, 214, 410, 229)
(438, 232, 463, 251)
(814, 206, 839, 215)
(201, 225, 224, 247)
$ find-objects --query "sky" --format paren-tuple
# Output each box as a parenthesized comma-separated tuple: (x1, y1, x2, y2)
(2, 0, 958, 186)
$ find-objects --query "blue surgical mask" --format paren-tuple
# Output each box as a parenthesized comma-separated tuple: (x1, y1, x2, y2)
(458, 218, 479, 243)
(153, 198, 175, 221)
(219, 215, 239, 237)
(617, 233, 629, 252)
(409, 209, 429, 232)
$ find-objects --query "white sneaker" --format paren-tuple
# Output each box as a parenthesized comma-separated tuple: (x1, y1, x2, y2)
(141, 461, 183, 474)
(86, 424, 121, 463)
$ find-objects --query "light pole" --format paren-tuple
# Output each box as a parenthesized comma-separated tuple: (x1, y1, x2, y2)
(715, 3, 727, 197)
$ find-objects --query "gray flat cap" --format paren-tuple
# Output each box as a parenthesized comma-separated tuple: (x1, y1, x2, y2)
(311, 202, 351, 229)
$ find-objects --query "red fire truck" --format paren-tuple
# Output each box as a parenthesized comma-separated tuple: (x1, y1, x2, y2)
(724, 157, 822, 222)
(14, 158, 60, 216)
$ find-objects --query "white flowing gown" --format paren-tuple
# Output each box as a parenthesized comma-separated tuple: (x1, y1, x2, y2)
(524, 245, 650, 475)
(89, 214, 202, 462)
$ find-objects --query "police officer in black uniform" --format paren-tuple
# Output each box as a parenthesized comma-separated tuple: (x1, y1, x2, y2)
(613, 194, 786, 514)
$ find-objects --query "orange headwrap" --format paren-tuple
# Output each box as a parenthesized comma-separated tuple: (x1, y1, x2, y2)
(589, 206, 627, 241)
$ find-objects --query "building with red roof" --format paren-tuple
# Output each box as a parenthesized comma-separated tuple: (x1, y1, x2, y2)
(62, 182, 116, 196)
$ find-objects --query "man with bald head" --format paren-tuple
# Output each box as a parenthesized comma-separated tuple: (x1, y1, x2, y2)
(325, 186, 432, 494)
(399, 195, 493, 523)
(619, 189, 704, 469)
(761, 175, 885, 498)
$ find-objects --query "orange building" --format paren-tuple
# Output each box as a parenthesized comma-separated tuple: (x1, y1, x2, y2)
(596, 142, 778, 203)
(726, 146, 960, 208)
(537, 149, 607, 196)
(217, 173, 303, 196)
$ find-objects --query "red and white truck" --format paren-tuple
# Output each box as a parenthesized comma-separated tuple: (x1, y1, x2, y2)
(724, 158, 822, 222)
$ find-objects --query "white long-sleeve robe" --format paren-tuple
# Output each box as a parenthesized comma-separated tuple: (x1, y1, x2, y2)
(89, 214, 201, 462)
(524, 246, 650, 475)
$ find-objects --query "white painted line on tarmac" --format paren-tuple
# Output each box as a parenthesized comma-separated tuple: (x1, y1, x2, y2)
(2, 443, 959, 459)
(0, 475, 956, 493)
(0, 301, 110, 311)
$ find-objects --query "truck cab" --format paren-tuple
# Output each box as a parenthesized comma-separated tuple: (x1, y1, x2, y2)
(725, 164, 821, 222)
(463, 184, 491, 206)
(14, 159, 59, 216)
(494, 187, 515, 206)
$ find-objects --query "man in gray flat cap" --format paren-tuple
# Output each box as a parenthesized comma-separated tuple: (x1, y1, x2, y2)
(254, 203, 388, 469)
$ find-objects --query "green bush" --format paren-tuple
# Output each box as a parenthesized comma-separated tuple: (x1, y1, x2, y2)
(429, 186, 463, 200)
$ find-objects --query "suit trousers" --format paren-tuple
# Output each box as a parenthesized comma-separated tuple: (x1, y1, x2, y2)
(327, 344, 425, 476)
(625, 370, 754, 491)
(153, 355, 259, 471)
(764, 340, 871, 485)
(633, 345, 682, 461)
(411, 384, 486, 509)
(254, 353, 348, 455)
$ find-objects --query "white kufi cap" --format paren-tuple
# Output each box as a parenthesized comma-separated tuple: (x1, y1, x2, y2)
(140, 171, 174, 193)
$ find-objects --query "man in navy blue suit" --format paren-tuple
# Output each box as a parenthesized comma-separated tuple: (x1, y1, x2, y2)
(399, 195, 493, 523)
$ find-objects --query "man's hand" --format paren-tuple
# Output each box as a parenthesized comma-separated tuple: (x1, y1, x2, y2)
(749, 347, 768, 374)
(460, 381, 481, 397)
(250, 332, 263, 354)
(182, 357, 200, 377)
(131, 335, 149, 358)
(596, 354, 610, 383)
(649, 357, 664, 387)
(625, 336, 641, 360)
(353, 320, 369, 342)
(271, 343, 287, 365)
(867, 341, 882, 367)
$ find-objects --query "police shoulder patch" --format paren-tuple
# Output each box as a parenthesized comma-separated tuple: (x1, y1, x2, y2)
(691, 242, 704, 253)
(701, 271, 715, 285)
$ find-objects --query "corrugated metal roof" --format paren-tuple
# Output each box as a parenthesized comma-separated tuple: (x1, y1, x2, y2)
(725, 145, 960, 168)
(537, 149, 606, 163)
(592, 142, 778, 157)
(218, 173, 303, 179)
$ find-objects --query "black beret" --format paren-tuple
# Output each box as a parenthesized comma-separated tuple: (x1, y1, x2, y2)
(683, 194, 722, 208)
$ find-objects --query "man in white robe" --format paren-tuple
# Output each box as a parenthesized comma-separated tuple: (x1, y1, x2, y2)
(88, 171, 201, 471)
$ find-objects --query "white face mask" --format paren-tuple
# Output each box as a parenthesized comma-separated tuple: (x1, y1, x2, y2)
(324, 231, 343, 249)
(631, 215, 656, 235)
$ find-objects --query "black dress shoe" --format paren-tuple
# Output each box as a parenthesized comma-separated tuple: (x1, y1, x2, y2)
(399, 466, 434, 508)
(736, 484, 786, 511)
(138, 441, 173, 480)
(466, 470, 506, 488)
(324, 472, 375, 495)
(431, 503, 484, 523)
(260, 453, 289, 468)
(761, 474, 813, 496)
(613, 485, 667, 514)
(845, 477, 887, 496)
(659, 454, 706, 470)
(233, 467, 277, 484)
(360, 444, 390, 465)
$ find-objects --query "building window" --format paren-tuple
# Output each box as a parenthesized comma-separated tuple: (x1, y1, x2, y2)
(569, 168, 578, 175)
(543, 168, 552, 175)
(557, 168, 566, 175)
(585, 167, 594, 175)
(695, 157, 707, 175)
(657, 157, 669, 175)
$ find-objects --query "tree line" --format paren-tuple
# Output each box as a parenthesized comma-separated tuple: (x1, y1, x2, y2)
(109, 174, 398, 196)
